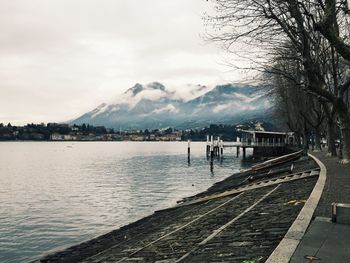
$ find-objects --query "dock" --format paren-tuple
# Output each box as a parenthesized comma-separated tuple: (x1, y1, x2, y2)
(40, 151, 320, 263)
(206, 130, 294, 159)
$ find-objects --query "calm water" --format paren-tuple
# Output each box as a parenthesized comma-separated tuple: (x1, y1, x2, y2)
(0, 142, 252, 263)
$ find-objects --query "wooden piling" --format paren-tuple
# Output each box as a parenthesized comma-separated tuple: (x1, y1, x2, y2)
(187, 140, 191, 156)
(210, 137, 215, 170)
(220, 140, 223, 156)
(243, 147, 246, 159)
(206, 135, 210, 156)
(217, 137, 220, 157)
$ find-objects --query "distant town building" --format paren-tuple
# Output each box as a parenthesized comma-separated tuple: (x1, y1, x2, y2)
(50, 133, 65, 141)
(159, 132, 182, 141)
(129, 135, 145, 141)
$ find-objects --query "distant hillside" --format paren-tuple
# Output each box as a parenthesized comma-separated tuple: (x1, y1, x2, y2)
(71, 82, 274, 130)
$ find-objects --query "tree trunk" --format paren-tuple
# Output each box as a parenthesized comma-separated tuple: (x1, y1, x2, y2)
(340, 125, 350, 164)
(336, 99, 350, 164)
(302, 130, 309, 153)
(314, 129, 322, 152)
(295, 132, 302, 147)
(327, 119, 337, 156)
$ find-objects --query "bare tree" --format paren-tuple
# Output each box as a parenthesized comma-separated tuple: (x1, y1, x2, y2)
(207, 0, 350, 163)
(267, 43, 325, 151)
(315, 0, 350, 61)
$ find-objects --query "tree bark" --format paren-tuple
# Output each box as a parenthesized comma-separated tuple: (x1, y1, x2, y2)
(341, 127, 350, 164)
(314, 129, 322, 152)
(295, 132, 302, 147)
(302, 130, 309, 153)
(338, 118, 350, 164)
(315, 0, 350, 62)
(327, 119, 337, 156)
(335, 98, 350, 163)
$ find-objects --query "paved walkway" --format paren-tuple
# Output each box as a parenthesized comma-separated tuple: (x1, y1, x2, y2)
(291, 151, 350, 263)
(291, 217, 350, 263)
(312, 151, 350, 217)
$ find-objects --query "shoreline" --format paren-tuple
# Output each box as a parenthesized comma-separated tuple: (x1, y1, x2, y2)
(0, 140, 210, 142)
(40, 151, 320, 263)
(2, 141, 242, 263)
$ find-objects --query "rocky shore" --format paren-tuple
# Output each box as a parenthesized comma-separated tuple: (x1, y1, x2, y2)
(40, 153, 319, 263)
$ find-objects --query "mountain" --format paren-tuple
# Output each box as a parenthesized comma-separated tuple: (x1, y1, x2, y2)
(71, 82, 273, 130)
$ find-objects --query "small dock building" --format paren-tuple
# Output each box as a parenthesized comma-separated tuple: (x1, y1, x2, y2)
(206, 130, 295, 158)
(238, 130, 294, 157)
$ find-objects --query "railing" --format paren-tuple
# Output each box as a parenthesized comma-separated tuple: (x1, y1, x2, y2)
(222, 141, 286, 147)
(205, 135, 288, 155)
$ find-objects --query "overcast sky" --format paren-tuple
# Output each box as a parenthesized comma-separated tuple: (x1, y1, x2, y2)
(0, 0, 252, 125)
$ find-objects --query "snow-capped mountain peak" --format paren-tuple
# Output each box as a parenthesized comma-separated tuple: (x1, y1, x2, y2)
(125, 82, 166, 97)
(71, 82, 272, 129)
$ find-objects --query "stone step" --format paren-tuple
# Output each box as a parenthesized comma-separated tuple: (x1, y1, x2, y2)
(332, 203, 350, 225)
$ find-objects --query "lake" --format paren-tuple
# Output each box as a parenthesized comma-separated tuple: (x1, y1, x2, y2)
(0, 141, 251, 262)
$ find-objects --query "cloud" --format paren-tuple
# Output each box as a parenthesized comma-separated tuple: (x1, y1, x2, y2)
(152, 104, 178, 114)
(128, 89, 168, 109)
(0, 0, 253, 125)
(212, 103, 257, 113)
(169, 84, 213, 102)
(213, 104, 231, 113)
(111, 83, 170, 110)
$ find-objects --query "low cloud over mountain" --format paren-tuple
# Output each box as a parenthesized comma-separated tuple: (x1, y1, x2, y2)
(71, 82, 273, 129)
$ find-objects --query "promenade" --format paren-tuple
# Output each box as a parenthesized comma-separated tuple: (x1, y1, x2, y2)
(291, 151, 350, 263)
(312, 151, 350, 217)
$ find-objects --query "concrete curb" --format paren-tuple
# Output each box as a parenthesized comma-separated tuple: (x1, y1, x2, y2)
(265, 153, 327, 263)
